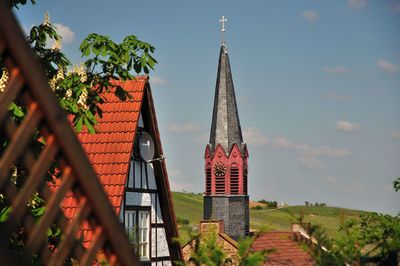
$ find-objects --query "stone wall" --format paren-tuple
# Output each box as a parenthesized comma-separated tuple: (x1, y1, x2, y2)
(204, 195, 249, 240)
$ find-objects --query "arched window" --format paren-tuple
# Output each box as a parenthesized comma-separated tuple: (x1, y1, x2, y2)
(230, 163, 239, 195)
(206, 164, 211, 194)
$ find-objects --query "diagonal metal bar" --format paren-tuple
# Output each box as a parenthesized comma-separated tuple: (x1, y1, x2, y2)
(26, 167, 75, 253)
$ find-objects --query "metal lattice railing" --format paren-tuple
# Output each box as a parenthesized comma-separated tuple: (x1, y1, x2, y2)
(0, 1, 139, 265)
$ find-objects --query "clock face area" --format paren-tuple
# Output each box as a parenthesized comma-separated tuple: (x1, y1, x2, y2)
(214, 162, 226, 177)
(138, 132, 155, 162)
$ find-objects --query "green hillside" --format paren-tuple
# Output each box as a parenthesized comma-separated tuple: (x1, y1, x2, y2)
(172, 191, 368, 244)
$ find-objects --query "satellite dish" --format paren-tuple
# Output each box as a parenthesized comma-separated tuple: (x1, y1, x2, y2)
(138, 132, 155, 162)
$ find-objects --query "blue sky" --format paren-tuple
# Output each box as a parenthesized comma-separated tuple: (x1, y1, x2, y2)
(15, 0, 400, 214)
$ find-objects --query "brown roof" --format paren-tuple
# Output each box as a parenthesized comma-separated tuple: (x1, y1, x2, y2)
(252, 231, 314, 266)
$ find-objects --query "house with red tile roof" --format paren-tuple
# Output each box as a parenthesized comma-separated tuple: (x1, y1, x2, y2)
(252, 230, 314, 266)
(182, 221, 239, 265)
(57, 76, 182, 264)
(182, 221, 314, 265)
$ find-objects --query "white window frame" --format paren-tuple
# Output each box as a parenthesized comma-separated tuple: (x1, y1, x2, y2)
(124, 210, 136, 244)
(124, 209, 150, 261)
(138, 211, 150, 261)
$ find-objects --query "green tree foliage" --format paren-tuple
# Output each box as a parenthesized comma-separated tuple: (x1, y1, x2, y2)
(394, 177, 400, 192)
(0, 3, 157, 264)
(180, 227, 270, 266)
(237, 233, 272, 266)
(308, 179, 400, 265)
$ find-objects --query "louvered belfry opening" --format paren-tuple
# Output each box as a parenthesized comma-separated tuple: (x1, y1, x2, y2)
(215, 175, 225, 195)
(230, 163, 239, 195)
(206, 164, 212, 195)
(0, 3, 139, 265)
(243, 167, 248, 195)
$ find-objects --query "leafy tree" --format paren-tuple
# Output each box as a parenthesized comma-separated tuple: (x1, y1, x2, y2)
(394, 177, 400, 192)
(180, 226, 270, 266)
(308, 179, 400, 265)
(0, 3, 157, 264)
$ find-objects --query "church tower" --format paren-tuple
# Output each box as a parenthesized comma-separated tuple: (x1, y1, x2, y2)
(204, 16, 249, 240)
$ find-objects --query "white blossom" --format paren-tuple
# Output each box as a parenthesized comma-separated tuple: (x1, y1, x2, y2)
(77, 88, 89, 111)
(0, 67, 9, 93)
(72, 64, 87, 83)
(48, 67, 64, 91)
(43, 11, 50, 27)
(52, 39, 62, 51)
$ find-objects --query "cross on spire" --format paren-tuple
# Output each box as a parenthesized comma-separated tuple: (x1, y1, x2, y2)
(219, 16, 227, 45)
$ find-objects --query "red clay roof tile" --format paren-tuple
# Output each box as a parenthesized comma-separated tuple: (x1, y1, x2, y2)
(252, 231, 314, 266)
(55, 78, 146, 247)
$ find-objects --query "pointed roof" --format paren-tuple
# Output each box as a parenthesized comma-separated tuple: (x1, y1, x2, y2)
(52, 77, 182, 261)
(209, 44, 244, 154)
(60, 78, 146, 225)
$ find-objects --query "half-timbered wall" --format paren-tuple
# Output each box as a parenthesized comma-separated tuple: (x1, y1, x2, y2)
(122, 112, 171, 265)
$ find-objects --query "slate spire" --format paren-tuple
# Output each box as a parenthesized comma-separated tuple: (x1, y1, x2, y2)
(209, 43, 244, 154)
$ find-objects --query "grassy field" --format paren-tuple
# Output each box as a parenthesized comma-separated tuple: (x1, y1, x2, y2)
(172, 191, 368, 244)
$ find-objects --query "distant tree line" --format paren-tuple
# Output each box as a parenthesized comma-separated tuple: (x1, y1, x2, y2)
(305, 201, 327, 207)
(252, 199, 278, 210)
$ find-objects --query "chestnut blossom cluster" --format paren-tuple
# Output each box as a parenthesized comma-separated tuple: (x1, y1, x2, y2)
(49, 67, 64, 91)
(0, 67, 9, 93)
(72, 64, 88, 83)
(52, 39, 62, 51)
(77, 88, 89, 111)
(65, 89, 72, 98)
(43, 12, 50, 27)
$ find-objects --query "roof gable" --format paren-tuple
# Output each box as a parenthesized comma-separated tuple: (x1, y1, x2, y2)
(75, 78, 146, 216)
(56, 77, 182, 261)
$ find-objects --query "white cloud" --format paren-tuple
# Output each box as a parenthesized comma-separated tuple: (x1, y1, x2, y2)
(192, 132, 209, 143)
(343, 182, 366, 192)
(54, 23, 75, 43)
(245, 131, 351, 171)
(272, 136, 293, 149)
(348, 0, 367, 10)
(325, 176, 366, 192)
(167, 123, 202, 133)
(150, 76, 167, 85)
(336, 120, 360, 133)
(392, 130, 400, 140)
(168, 169, 195, 192)
(325, 92, 352, 102)
(324, 176, 338, 184)
(297, 156, 323, 170)
(303, 146, 351, 157)
(323, 65, 350, 74)
(377, 59, 400, 73)
(243, 127, 269, 146)
(301, 10, 320, 22)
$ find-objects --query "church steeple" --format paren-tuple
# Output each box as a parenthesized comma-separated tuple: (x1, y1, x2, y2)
(203, 17, 249, 240)
(209, 21, 244, 154)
